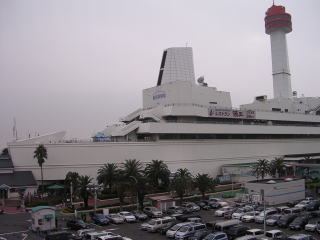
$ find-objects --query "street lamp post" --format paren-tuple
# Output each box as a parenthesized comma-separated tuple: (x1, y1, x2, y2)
(260, 189, 266, 234)
(129, 176, 139, 211)
(87, 185, 100, 213)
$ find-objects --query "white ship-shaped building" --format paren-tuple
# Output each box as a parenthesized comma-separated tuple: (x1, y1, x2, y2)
(7, 4, 320, 182)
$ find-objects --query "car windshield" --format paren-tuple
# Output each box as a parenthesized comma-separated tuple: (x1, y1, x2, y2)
(96, 214, 104, 219)
(148, 220, 157, 225)
(235, 209, 243, 213)
(179, 226, 189, 232)
(170, 225, 181, 231)
(266, 232, 274, 237)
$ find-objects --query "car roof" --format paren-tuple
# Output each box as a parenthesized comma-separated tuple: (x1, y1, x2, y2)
(267, 229, 282, 234)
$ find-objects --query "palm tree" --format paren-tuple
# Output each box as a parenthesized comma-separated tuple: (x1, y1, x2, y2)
(269, 157, 285, 178)
(97, 163, 118, 192)
(122, 159, 143, 178)
(78, 175, 92, 208)
(251, 159, 270, 180)
(194, 173, 214, 199)
(171, 168, 193, 201)
(113, 170, 129, 210)
(64, 172, 80, 201)
(144, 160, 170, 190)
(33, 144, 47, 195)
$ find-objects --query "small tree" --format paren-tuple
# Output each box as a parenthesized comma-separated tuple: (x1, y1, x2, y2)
(78, 175, 92, 208)
(251, 159, 270, 180)
(33, 144, 47, 196)
(171, 168, 193, 201)
(64, 172, 80, 201)
(97, 163, 118, 192)
(194, 173, 214, 199)
(269, 157, 285, 178)
(145, 160, 170, 191)
(1, 148, 9, 156)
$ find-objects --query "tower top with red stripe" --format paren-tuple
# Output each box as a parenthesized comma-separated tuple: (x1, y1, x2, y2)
(265, 4, 292, 34)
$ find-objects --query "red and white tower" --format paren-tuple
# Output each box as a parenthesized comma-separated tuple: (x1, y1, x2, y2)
(265, 4, 292, 99)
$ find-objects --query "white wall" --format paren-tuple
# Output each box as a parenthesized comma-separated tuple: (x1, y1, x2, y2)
(8, 138, 320, 181)
(246, 179, 305, 205)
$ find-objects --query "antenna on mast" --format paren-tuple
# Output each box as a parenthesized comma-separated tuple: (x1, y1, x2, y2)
(273, 0, 275, 5)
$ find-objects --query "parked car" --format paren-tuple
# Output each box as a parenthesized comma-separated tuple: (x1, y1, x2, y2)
(287, 234, 315, 240)
(75, 228, 96, 239)
(158, 220, 179, 235)
(118, 211, 136, 222)
(304, 218, 320, 232)
(107, 214, 125, 224)
(233, 236, 258, 240)
(66, 219, 89, 230)
(166, 222, 192, 238)
(84, 231, 114, 240)
(215, 206, 234, 217)
(188, 229, 211, 240)
(224, 209, 237, 219)
(167, 206, 185, 215)
(266, 214, 282, 226)
(264, 230, 284, 239)
(276, 206, 290, 213)
(203, 232, 228, 240)
(175, 223, 207, 240)
(295, 200, 311, 210)
(143, 206, 163, 218)
(196, 201, 210, 210)
(176, 214, 202, 222)
(141, 216, 175, 232)
(277, 214, 297, 228)
(92, 214, 110, 225)
(226, 225, 249, 240)
(287, 200, 301, 208)
(241, 211, 260, 223)
(289, 216, 310, 230)
(95, 232, 122, 240)
(254, 209, 277, 224)
(305, 200, 320, 211)
(232, 209, 247, 220)
(181, 202, 201, 212)
(214, 219, 241, 232)
(245, 229, 264, 237)
(284, 208, 302, 215)
(131, 210, 148, 221)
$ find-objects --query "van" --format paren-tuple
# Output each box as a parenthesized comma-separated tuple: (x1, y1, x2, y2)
(214, 219, 241, 232)
(175, 223, 206, 240)
(84, 231, 111, 240)
(143, 216, 175, 232)
(284, 207, 302, 214)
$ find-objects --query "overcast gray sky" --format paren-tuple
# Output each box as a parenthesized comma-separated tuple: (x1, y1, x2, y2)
(1, 0, 319, 149)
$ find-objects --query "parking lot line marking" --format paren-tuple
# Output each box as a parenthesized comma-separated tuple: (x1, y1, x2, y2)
(0, 230, 29, 236)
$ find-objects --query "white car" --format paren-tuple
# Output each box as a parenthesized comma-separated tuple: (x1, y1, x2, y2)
(245, 228, 264, 237)
(295, 200, 311, 209)
(264, 230, 284, 239)
(305, 219, 320, 232)
(119, 211, 136, 222)
(215, 206, 233, 217)
(241, 211, 260, 223)
(232, 209, 246, 219)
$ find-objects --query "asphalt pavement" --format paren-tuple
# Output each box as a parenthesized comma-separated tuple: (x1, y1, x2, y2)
(0, 209, 319, 240)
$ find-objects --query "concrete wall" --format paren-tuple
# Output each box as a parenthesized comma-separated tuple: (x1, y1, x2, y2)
(8, 138, 320, 182)
(245, 179, 305, 205)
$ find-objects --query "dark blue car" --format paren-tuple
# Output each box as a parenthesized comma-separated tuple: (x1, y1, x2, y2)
(92, 213, 110, 225)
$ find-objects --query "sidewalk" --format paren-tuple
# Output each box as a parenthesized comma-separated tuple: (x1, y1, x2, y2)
(0, 205, 26, 214)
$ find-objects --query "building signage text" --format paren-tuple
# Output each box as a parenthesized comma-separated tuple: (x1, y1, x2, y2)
(208, 108, 256, 119)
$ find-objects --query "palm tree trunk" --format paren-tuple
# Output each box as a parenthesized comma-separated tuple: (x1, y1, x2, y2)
(41, 166, 44, 198)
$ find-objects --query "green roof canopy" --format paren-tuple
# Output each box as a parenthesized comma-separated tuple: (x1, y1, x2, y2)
(47, 184, 64, 190)
(31, 206, 56, 213)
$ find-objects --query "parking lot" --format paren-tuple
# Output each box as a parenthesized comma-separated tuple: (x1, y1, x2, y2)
(1, 206, 319, 240)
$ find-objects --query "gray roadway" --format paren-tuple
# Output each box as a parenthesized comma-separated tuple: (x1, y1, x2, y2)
(0, 210, 319, 240)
